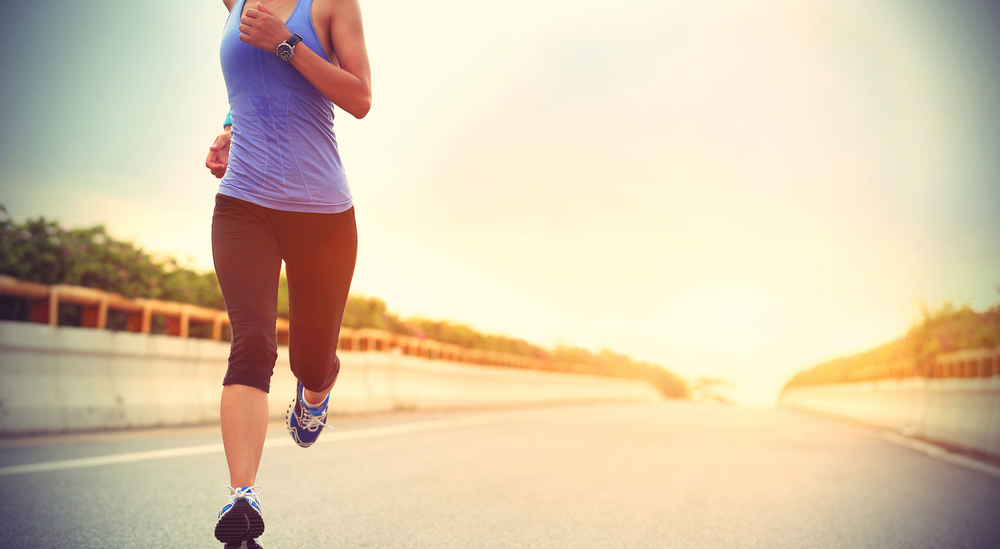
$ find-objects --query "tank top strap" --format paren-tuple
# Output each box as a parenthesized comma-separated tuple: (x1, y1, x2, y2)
(287, 0, 330, 63)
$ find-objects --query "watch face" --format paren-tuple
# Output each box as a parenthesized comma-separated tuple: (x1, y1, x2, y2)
(276, 42, 293, 61)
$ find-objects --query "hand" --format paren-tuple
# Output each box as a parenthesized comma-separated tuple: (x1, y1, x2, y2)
(206, 129, 231, 179)
(239, 3, 292, 52)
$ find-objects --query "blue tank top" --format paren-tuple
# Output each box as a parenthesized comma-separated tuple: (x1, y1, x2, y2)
(218, 0, 353, 213)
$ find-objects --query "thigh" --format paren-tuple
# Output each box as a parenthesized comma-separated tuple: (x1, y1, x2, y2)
(276, 208, 357, 385)
(212, 194, 283, 391)
(278, 207, 357, 329)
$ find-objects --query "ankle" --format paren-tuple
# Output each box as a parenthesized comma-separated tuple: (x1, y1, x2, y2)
(229, 480, 255, 491)
(302, 389, 329, 409)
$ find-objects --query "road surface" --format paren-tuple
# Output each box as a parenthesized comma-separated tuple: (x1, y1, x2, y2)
(1, 401, 998, 548)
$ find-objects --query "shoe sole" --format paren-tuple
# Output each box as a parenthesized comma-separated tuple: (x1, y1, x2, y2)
(215, 498, 264, 544)
(224, 541, 263, 549)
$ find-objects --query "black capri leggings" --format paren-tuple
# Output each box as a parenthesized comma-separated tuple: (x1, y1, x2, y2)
(211, 194, 357, 393)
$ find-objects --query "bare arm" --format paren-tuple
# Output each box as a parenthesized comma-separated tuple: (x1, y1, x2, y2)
(207, 0, 236, 178)
(239, 1, 372, 118)
(291, 0, 371, 118)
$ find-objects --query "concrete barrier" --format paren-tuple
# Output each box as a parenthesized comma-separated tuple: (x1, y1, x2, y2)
(780, 378, 1000, 457)
(0, 321, 662, 435)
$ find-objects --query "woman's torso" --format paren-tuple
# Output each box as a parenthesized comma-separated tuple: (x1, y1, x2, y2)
(219, 0, 353, 214)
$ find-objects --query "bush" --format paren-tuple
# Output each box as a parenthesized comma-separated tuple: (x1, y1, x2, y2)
(0, 207, 224, 308)
(786, 298, 1000, 386)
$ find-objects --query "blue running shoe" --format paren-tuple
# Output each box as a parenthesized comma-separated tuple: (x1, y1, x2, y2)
(215, 485, 264, 548)
(286, 382, 330, 448)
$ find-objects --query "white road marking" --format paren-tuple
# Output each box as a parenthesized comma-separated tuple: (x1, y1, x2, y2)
(0, 409, 537, 477)
(0, 443, 227, 476)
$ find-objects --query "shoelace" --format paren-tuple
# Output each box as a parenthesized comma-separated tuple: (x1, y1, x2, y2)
(296, 405, 330, 433)
(221, 484, 263, 508)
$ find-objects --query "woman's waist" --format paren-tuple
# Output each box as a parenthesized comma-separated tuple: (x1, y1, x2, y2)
(217, 181, 354, 214)
(229, 132, 343, 172)
(221, 153, 351, 204)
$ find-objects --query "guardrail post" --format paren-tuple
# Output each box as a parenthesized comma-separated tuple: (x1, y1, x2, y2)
(212, 312, 224, 341)
(96, 292, 109, 329)
(275, 318, 289, 345)
(179, 305, 190, 338)
(48, 287, 59, 327)
(140, 300, 152, 334)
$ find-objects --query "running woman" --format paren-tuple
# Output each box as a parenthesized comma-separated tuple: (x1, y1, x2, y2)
(204, 0, 371, 546)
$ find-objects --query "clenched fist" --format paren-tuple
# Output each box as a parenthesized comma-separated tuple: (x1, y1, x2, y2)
(206, 129, 231, 179)
(239, 3, 293, 53)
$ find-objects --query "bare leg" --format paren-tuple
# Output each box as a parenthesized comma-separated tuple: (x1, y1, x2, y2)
(221, 384, 270, 487)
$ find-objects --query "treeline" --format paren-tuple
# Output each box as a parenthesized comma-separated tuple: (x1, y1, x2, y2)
(336, 293, 686, 396)
(786, 300, 1000, 386)
(0, 211, 687, 397)
(0, 213, 225, 309)
(337, 294, 548, 358)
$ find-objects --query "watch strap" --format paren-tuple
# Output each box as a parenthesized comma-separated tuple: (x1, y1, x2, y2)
(276, 33, 304, 61)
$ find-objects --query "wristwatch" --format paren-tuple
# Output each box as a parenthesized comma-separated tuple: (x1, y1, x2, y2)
(276, 34, 303, 61)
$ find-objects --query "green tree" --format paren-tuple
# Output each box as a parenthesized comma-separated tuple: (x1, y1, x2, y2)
(0, 207, 224, 307)
(786, 298, 1000, 387)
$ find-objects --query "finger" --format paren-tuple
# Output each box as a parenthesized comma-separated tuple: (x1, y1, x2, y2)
(256, 2, 270, 14)
(242, 9, 260, 19)
(239, 32, 250, 43)
(209, 145, 221, 152)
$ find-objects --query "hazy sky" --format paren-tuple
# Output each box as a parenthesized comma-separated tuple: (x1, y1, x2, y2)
(2, 0, 999, 406)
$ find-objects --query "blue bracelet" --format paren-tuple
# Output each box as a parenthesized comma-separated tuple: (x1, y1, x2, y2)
(223, 110, 232, 128)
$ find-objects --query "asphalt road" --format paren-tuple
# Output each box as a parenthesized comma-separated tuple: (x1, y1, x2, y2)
(1, 401, 998, 549)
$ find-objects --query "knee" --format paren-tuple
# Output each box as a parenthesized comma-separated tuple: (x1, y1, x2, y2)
(294, 354, 340, 393)
(231, 326, 278, 361)
(225, 326, 278, 392)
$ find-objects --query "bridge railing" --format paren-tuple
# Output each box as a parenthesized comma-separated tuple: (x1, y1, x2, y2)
(784, 347, 999, 387)
(0, 275, 604, 376)
(930, 348, 1000, 378)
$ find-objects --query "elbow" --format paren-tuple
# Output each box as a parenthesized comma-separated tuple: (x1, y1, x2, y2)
(350, 93, 372, 119)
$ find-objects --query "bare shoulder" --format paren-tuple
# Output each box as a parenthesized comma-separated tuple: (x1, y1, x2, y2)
(313, 0, 363, 22)
(222, 0, 237, 12)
